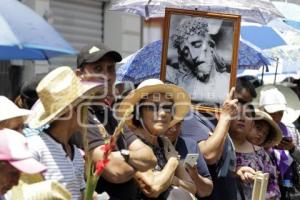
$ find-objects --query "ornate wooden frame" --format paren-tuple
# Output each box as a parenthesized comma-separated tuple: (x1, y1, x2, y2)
(160, 8, 241, 112)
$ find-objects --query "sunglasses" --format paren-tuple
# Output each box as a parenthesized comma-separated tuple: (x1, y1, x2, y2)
(140, 102, 174, 113)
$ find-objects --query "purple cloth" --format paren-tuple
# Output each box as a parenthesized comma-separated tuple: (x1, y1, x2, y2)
(236, 148, 281, 199)
(271, 123, 294, 182)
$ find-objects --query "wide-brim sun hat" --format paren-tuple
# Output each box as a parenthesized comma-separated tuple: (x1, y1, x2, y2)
(27, 66, 103, 129)
(254, 109, 282, 148)
(0, 129, 46, 174)
(116, 79, 191, 129)
(13, 180, 72, 200)
(0, 96, 31, 122)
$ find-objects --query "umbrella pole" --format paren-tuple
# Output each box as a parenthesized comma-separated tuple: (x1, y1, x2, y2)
(261, 65, 265, 85)
(274, 57, 279, 85)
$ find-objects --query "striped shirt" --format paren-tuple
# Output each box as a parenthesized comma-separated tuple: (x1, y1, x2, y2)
(27, 133, 85, 200)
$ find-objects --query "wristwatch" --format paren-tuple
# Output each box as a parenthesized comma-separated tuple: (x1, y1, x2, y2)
(120, 149, 130, 163)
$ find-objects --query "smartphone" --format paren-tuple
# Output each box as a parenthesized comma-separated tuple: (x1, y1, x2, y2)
(184, 153, 199, 167)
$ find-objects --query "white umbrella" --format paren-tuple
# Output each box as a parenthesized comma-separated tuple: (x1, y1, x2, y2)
(110, 0, 283, 24)
(240, 19, 300, 83)
(272, 1, 300, 22)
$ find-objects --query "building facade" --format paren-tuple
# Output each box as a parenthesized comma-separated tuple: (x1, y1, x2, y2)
(0, 0, 142, 99)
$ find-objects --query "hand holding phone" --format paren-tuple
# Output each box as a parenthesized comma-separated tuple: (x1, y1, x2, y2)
(184, 153, 199, 167)
(277, 136, 295, 150)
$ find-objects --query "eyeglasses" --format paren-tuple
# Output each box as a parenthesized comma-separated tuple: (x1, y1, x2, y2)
(140, 102, 174, 113)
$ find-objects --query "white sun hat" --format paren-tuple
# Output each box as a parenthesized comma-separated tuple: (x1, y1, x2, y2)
(259, 88, 287, 113)
(255, 85, 300, 124)
(0, 96, 31, 122)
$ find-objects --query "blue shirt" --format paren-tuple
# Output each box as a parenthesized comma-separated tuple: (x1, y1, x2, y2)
(175, 136, 211, 179)
(181, 111, 237, 200)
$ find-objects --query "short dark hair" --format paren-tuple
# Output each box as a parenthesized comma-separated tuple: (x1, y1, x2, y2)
(16, 76, 43, 109)
(236, 77, 257, 98)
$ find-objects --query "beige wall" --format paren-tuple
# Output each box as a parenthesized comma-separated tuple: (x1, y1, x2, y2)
(104, 3, 142, 59)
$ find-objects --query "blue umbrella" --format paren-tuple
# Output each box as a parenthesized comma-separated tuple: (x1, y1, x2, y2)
(283, 19, 300, 31)
(117, 40, 269, 84)
(238, 41, 270, 69)
(117, 40, 162, 84)
(241, 26, 286, 50)
(0, 0, 77, 60)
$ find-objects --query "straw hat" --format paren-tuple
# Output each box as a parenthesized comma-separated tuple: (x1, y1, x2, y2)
(116, 79, 191, 129)
(254, 109, 282, 147)
(12, 180, 72, 200)
(0, 96, 31, 122)
(27, 66, 103, 129)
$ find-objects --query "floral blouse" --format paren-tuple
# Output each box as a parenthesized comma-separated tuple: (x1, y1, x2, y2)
(236, 147, 281, 200)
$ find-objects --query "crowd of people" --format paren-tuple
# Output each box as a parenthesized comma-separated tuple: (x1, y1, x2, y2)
(0, 42, 300, 200)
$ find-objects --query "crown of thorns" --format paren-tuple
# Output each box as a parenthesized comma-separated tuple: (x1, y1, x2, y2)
(171, 18, 209, 49)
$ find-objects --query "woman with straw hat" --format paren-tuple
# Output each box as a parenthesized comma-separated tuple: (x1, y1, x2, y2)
(247, 110, 283, 149)
(26, 66, 103, 200)
(117, 79, 196, 199)
(230, 108, 281, 200)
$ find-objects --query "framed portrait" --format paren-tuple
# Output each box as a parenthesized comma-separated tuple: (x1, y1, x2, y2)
(160, 8, 241, 112)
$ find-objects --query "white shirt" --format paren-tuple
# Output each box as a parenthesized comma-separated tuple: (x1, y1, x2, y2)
(27, 133, 85, 200)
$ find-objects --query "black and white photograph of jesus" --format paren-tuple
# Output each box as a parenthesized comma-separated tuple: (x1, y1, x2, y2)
(164, 12, 236, 106)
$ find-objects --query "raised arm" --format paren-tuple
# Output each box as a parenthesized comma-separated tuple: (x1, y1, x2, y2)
(199, 88, 238, 164)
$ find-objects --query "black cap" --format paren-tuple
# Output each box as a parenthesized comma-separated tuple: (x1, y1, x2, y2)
(77, 43, 122, 68)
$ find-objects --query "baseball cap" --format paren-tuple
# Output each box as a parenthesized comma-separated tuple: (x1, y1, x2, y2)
(0, 129, 46, 174)
(259, 88, 287, 113)
(0, 96, 31, 122)
(77, 43, 122, 68)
